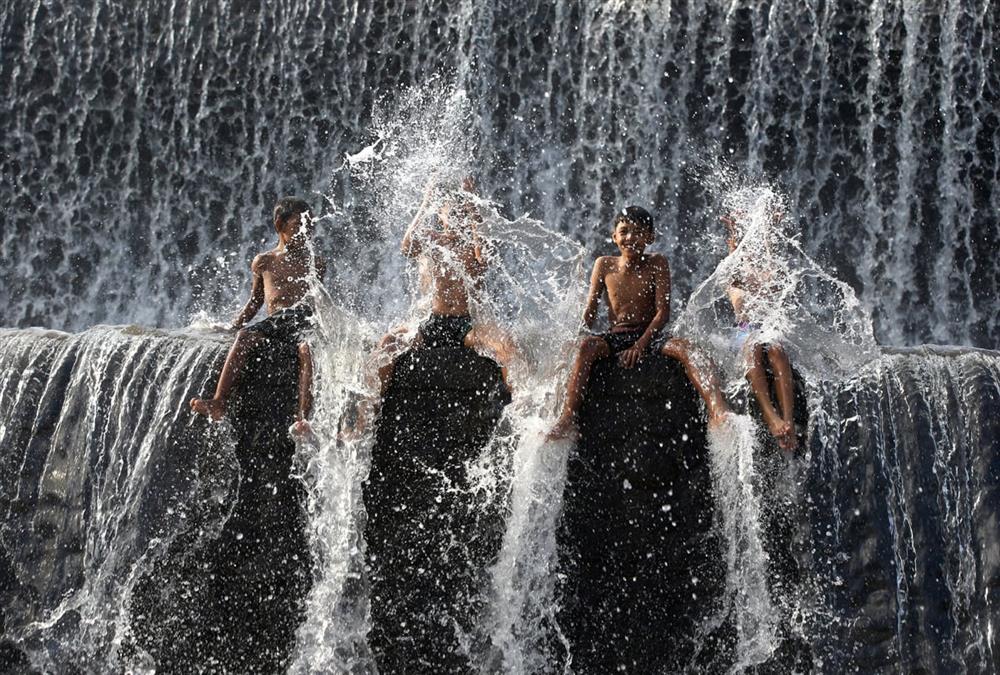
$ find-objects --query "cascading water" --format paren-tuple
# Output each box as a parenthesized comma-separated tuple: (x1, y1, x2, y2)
(2, 1, 997, 346)
(0, 327, 240, 671)
(3, 1, 1000, 673)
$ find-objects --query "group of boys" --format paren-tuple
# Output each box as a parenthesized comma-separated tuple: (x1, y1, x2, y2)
(190, 180, 797, 451)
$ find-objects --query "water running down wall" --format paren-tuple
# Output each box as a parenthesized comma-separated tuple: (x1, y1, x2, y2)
(2, 0, 998, 346)
(1, 328, 998, 671)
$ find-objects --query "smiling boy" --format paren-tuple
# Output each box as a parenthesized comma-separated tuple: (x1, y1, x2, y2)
(548, 206, 729, 440)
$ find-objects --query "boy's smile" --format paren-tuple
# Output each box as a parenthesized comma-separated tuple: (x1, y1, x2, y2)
(612, 220, 653, 257)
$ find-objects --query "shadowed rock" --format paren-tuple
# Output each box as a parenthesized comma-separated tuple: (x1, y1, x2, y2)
(557, 354, 729, 673)
(366, 346, 510, 673)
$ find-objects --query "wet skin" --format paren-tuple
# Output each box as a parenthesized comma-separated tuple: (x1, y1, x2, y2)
(189, 210, 325, 428)
(549, 218, 730, 440)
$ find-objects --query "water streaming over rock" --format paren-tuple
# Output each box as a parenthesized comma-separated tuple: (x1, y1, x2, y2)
(3, 1, 1000, 673)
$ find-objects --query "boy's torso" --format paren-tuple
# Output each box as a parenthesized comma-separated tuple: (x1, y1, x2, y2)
(259, 248, 325, 314)
(418, 240, 480, 317)
(601, 254, 664, 332)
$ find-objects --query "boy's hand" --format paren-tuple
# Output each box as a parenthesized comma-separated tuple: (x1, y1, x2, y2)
(619, 344, 644, 369)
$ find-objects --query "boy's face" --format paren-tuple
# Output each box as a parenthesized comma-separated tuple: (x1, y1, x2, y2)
(612, 219, 653, 255)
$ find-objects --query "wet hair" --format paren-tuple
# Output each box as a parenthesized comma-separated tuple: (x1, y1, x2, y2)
(274, 196, 312, 230)
(613, 205, 654, 234)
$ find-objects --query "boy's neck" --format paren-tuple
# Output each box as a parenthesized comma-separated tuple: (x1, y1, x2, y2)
(619, 250, 646, 267)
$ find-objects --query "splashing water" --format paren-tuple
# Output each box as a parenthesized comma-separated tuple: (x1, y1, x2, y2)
(676, 170, 878, 384)
(285, 78, 589, 671)
(704, 414, 779, 671)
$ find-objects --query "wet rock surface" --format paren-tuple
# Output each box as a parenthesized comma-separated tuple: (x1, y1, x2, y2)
(128, 340, 311, 672)
(366, 346, 510, 673)
(556, 354, 729, 672)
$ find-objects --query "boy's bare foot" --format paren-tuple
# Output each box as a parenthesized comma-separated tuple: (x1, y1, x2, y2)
(776, 419, 798, 452)
(291, 418, 313, 439)
(546, 416, 578, 442)
(190, 397, 226, 421)
(707, 409, 733, 430)
(764, 415, 797, 452)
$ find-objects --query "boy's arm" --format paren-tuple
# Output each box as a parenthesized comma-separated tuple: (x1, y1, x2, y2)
(232, 255, 266, 330)
(621, 256, 670, 367)
(401, 182, 435, 258)
(582, 258, 607, 330)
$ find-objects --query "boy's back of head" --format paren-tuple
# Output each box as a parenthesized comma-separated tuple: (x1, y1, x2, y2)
(613, 205, 654, 234)
(274, 196, 312, 231)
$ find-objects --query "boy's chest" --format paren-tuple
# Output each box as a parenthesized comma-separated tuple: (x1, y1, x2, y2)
(604, 268, 657, 303)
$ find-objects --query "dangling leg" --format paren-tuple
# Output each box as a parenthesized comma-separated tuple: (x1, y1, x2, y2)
(745, 343, 791, 445)
(764, 343, 797, 451)
(660, 337, 731, 427)
(292, 342, 314, 437)
(344, 327, 412, 439)
(547, 336, 610, 440)
(190, 329, 261, 420)
(464, 323, 518, 391)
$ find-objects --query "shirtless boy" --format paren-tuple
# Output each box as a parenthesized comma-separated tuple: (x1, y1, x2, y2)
(374, 177, 515, 396)
(721, 211, 797, 451)
(548, 206, 730, 440)
(190, 197, 326, 435)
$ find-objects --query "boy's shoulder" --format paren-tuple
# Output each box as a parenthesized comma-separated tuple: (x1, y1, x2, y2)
(644, 252, 670, 268)
(593, 255, 618, 270)
(251, 248, 279, 274)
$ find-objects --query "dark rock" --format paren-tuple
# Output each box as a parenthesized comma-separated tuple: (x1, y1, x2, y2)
(557, 354, 728, 673)
(128, 338, 311, 673)
(366, 346, 509, 673)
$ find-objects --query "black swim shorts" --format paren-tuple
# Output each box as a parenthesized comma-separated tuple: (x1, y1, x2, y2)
(244, 304, 313, 346)
(597, 328, 669, 354)
(419, 314, 473, 348)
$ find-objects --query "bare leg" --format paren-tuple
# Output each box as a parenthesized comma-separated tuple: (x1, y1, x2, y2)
(745, 343, 792, 445)
(660, 338, 731, 427)
(765, 344, 797, 451)
(548, 336, 610, 440)
(344, 328, 412, 439)
(464, 323, 518, 391)
(190, 329, 260, 420)
(292, 342, 314, 437)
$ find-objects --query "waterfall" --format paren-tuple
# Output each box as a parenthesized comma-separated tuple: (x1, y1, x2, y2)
(0, 326, 239, 671)
(3, 0, 1000, 672)
(2, 0, 997, 345)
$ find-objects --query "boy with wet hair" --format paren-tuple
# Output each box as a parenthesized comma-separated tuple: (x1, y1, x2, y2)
(190, 196, 326, 435)
(374, 176, 515, 388)
(548, 206, 730, 440)
(721, 211, 797, 451)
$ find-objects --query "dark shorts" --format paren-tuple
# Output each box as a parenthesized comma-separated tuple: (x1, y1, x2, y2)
(419, 314, 473, 348)
(244, 305, 313, 346)
(597, 328, 669, 355)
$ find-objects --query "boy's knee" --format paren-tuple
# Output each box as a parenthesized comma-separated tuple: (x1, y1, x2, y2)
(662, 337, 690, 356)
(298, 342, 312, 359)
(580, 336, 606, 359)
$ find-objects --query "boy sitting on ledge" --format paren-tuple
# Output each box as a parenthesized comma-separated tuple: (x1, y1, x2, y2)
(190, 197, 325, 436)
(373, 176, 516, 395)
(548, 206, 730, 440)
